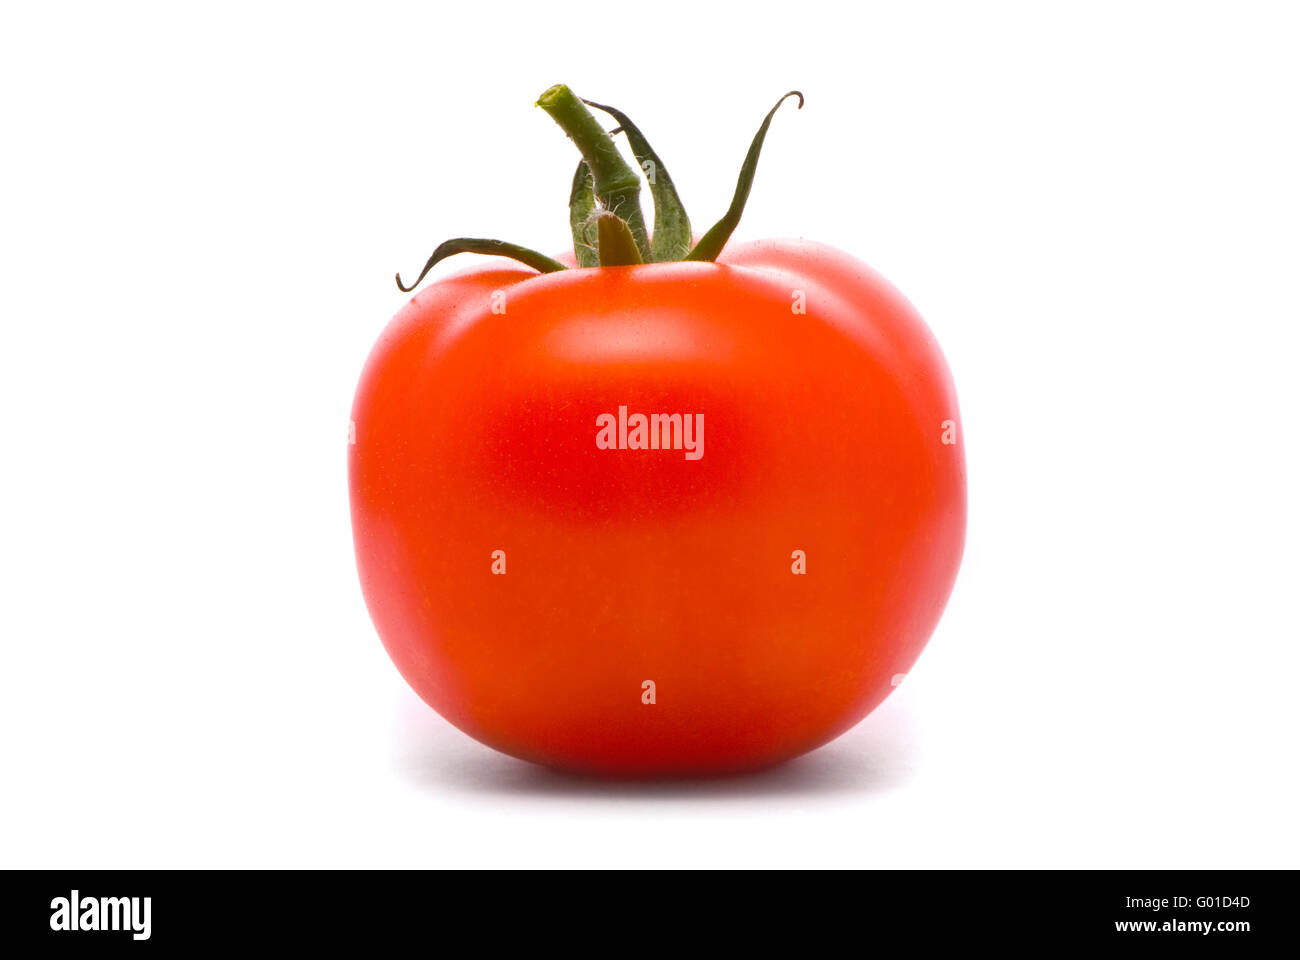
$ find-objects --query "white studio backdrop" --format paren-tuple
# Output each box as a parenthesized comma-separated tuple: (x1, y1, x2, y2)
(1, 1, 1297, 868)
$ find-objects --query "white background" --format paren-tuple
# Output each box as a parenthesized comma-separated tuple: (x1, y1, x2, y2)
(2, 1, 1297, 868)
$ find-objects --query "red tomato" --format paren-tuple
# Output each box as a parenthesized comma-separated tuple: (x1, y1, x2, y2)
(349, 238, 965, 775)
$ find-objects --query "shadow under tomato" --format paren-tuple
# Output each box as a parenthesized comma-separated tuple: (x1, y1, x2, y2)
(392, 689, 918, 799)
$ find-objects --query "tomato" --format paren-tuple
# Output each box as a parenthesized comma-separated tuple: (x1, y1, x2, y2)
(349, 86, 965, 775)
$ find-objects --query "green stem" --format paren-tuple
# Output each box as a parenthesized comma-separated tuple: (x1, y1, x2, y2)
(396, 238, 566, 292)
(596, 212, 643, 266)
(686, 91, 803, 263)
(537, 84, 651, 261)
(583, 99, 692, 262)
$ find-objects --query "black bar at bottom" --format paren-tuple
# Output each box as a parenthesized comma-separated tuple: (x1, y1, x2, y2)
(0, 869, 1286, 948)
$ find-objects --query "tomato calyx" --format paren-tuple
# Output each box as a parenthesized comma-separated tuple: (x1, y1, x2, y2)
(578, 96, 691, 263)
(537, 84, 653, 262)
(394, 85, 803, 292)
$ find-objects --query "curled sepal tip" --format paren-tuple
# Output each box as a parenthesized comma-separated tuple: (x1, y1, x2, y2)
(395, 238, 567, 292)
(686, 91, 803, 263)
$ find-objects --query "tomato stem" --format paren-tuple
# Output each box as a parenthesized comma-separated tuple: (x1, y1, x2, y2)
(537, 84, 651, 262)
(394, 88, 805, 293)
(686, 91, 803, 263)
(395, 238, 566, 292)
(582, 99, 692, 262)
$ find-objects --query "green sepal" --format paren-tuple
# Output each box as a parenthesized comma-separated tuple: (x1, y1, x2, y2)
(582, 99, 692, 262)
(396, 238, 566, 292)
(536, 84, 652, 261)
(569, 161, 600, 267)
(686, 91, 803, 263)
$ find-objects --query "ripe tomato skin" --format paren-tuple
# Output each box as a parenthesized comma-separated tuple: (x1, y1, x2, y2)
(349, 239, 965, 776)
